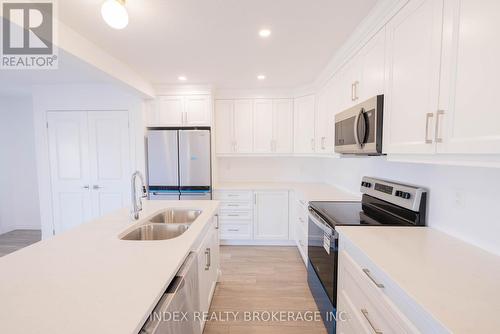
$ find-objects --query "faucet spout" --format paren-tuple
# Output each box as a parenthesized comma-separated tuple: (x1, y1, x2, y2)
(131, 171, 147, 220)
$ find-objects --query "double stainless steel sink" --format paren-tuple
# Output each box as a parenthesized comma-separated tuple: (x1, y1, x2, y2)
(121, 209, 202, 241)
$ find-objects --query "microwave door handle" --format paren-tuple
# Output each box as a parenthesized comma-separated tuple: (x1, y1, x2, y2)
(354, 113, 361, 147)
(355, 109, 367, 148)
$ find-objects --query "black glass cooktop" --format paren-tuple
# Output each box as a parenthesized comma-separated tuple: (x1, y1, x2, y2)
(309, 196, 422, 228)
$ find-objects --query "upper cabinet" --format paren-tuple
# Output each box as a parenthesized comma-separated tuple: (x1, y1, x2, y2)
(215, 98, 292, 155)
(315, 82, 335, 154)
(437, 0, 500, 154)
(383, 0, 444, 154)
(294, 95, 316, 154)
(147, 95, 211, 127)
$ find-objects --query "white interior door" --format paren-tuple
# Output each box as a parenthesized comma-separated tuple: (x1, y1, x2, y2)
(273, 99, 293, 153)
(87, 111, 131, 218)
(215, 100, 234, 154)
(47, 112, 92, 233)
(233, 100, 254, 153)
(253, 99, 273, 153)
(254, 191, 289, 240)
(185, 95, 210, 126)
(384, 0, 443, 154)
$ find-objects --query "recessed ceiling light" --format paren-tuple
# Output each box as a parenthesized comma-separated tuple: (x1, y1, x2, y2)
(259, 29, 271, 38)
(101, 0, 129, 30)
(257, 74, 266, 80)
(178, 76, 187, 81)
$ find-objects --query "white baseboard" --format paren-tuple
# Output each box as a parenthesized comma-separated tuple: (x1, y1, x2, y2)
(220, 239, 296, 246)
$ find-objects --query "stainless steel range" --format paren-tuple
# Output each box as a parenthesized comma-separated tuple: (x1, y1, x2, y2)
(307, 177, 427, 333)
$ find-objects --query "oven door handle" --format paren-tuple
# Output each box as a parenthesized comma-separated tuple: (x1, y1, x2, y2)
(308, 210, 334, 235)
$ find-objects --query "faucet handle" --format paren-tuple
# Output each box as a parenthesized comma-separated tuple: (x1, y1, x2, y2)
(142, 186, 148, 198)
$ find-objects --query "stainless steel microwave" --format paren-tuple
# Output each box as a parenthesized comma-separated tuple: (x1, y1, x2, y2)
(334, 95, 384, 155)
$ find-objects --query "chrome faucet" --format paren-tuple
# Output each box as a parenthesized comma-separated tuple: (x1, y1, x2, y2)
(131, 171, 147, 220)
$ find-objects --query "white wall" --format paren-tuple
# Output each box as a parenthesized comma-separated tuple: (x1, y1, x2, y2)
(216, 157, 326, 183)
(322, 157, 500, 256)
(32, 84, 147, 239)
(0, 96, 41, 234)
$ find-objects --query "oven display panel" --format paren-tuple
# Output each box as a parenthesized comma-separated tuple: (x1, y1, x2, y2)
(374, 183, 393, 195)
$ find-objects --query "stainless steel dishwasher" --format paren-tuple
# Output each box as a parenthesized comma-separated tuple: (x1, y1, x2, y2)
(140, 253, 201, 334)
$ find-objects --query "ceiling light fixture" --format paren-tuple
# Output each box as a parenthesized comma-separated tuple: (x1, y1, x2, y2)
(259, 29, 271, 38)
(257, 74, 266, 80)
(101, 0, 129, 30)
(178, 76, 187, 81)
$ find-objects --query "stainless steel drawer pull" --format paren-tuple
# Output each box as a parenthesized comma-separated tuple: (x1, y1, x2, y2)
(227, 214, 240, 217)
(435, 110, 445, 143)
(227, 228, 240, 232)
(227, 204, 240, 207)
(425, 112, 434, 144)
(298, 217, 304, 223)
(361, 309, 383, 334)
(362, 268, 385, 288)
(205, 248, 211, 270)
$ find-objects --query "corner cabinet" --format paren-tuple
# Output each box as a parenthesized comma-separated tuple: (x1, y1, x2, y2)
(254, 191, 289, 240)
(147, 95, 211, 127)
(294, 95, 316, 154)
(196, 216, 220, 331)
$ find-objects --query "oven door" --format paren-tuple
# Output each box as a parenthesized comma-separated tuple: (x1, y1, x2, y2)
(307, 210, 338, 305)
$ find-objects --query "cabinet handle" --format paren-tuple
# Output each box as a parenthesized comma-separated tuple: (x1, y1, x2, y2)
(82, 185, 90, 189)
(321, 137, 326, 150)
(361, 309, 383, 334)
(205, 248, 211, 270)
(310, 138, 315, 151)
(92, 185, 102, 190)
(362, 268, 385, 288)
(298, 217, 304, 223)
(215, 214, 219, 230)
(227, 228, 240, 232)
(351, 81, 360, 101)
(435, 110, 445, 143)
(425, 113, 434, 144)
(227, 204, 240, 207)
(227, 214, 240, 217)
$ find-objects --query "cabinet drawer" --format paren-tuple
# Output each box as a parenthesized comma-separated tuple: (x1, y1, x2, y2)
(339, 251, 418, 334)
(219, 211, 253, 221)
(220, 201, 253, 212)
(220, 222, 252, 239)
(214, 191, 253, 201)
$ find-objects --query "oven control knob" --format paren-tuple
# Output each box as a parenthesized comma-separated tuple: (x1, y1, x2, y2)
(362, 182, 372, 188)
(402, 192, 411, 199)
(395, 190, 402, 197)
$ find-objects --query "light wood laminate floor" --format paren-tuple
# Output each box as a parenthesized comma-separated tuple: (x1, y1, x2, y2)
(0, 230, 41, 257)
(204, 246, 327, 334)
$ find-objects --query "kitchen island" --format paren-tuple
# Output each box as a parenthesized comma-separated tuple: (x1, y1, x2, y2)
(0, 200, 220, 334)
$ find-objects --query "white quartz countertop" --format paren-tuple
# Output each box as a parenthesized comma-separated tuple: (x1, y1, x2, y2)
(336, 226, 500, 333)
(0, 200, 219, 334)
(215, 182, 361, 202)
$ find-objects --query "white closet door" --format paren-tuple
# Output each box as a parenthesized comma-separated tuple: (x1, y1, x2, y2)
(87, 111, 131, 218)
(47, 112, 92, 233)
(253, 99, 273, 153)
(273, 99, 293, 153)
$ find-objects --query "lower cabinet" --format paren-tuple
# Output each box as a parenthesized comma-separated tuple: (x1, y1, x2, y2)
(196, 216, 219, 331)
(294, 195, 309, 265)
(214, 190, 290, 243)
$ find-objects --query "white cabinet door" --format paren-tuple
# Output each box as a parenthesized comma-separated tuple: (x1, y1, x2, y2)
(185, 95, 211, 126)
(384, 0, 444, 154)
(233, 100, 254, 153)
(273, 99, 293, 153)
(315, 82, 334, 154)
(437, 0, 500, 154)
(294, 95, 316, 154)
(254, 191, 289, 240)
(87, 111, 131, 218)
(253, 99, 274, 153)
(359, 28, 386, 100)
(47, 112, 92, 233)
(215, 100, 234, 154)
(157, 96, 184, 126)
(340, 54, 363, 110)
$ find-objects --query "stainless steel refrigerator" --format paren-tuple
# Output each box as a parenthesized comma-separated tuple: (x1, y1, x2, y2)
(147, 128, 211, 200)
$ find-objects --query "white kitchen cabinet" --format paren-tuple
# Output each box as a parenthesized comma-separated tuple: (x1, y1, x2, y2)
(47, 111, 131, 234)
(214, 190, 253, 240)
(148, 95, 211, 127)
(254, 191, 289, 240)
(197, 217, 219, 330)
(214, 100, 234, 154)
(253, 99, 293, 154)
(383, 0, 444, 154)
(358, 28, 386, 100)
(339, 54, 363, 110)
(315, 82, 335, 154)
(233, 100, 254, 153)
(294, 95, 316, 154)
(437, 0, 500, 154)
(272, 99, 294, 153)
(253, 99, 274, 153)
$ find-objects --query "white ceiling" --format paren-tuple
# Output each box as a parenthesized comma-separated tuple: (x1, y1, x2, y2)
(58, 0, 378, 89)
